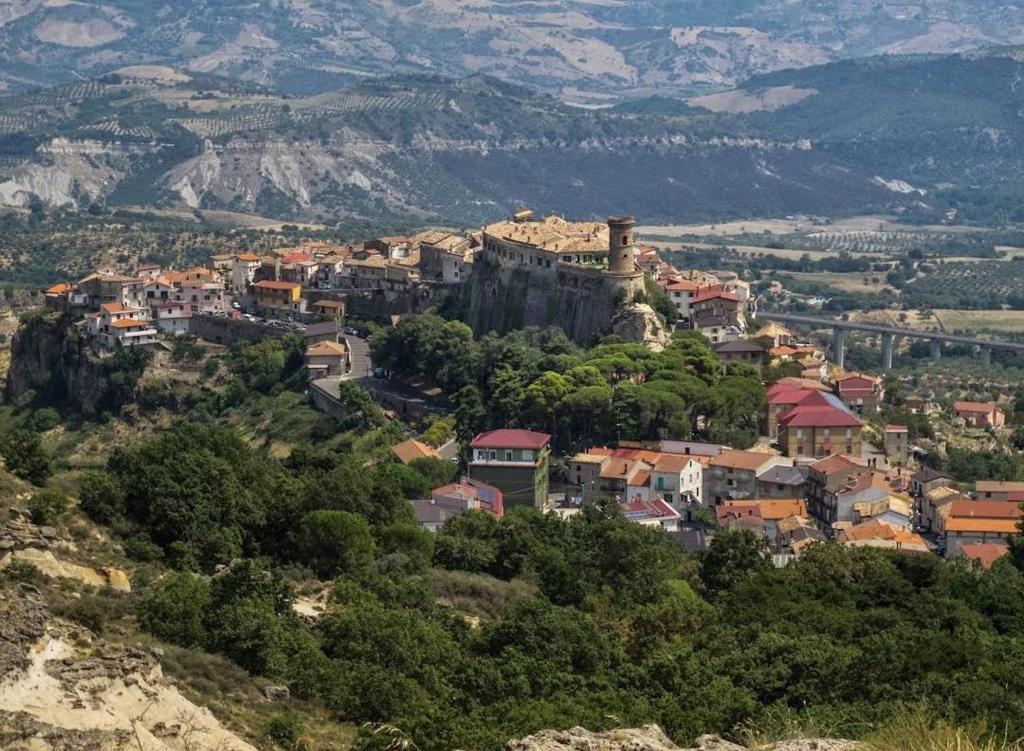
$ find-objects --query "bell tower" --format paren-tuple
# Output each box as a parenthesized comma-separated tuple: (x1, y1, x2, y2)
(607, 215, 636, 275)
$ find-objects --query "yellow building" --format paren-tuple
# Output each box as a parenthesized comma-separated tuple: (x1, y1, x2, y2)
(254, 280, 304, 314)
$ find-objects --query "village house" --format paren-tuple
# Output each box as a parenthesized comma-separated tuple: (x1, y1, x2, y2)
(150, 301, 191, 336)
(942, 500, 1022, 558)
(777, 390, 863, 459)
(953, 401, 1006, 428)
(621, 497, 681, 532)
(419, 231, 474, 284)
(778, 514, 827, 554)
(469, 429, 551, 509)
(720, 499, 808, 544)
(852, 495, 913, 529)
(231, 253, 263, 294)
(79, 271, 146, 310)
(665, 279, 699, 321)
(821, 472, 893, 529)
(691, 285, 745, 328)
(959, 542, 1009, 569)
(304, 321, 342, 345)
(391, 439, 443, 465)
(705, 449, 779, 505)
(920, 485, 966, 533)
(651, 453, 704, 511)
(752, 321, 795, 351)
(409, 477, 504, 532)
(834, 373, 885, 415)
(839, 519, 930, 555)
(974, 481, 1024, 501)
(691, 312, 741, 345)
(910, 465, 957, 499)
(86, 302, 157, 351)
(305, 341, 349, 379)
(755, 463, 808, 499)
(253, 280, 306, 316)
(310, 299, 346, 320)
(805, 454, 872, 524)
(765, 380, 829, 438)
(713, 339, 763, 372)
(884, 424, 909, 467)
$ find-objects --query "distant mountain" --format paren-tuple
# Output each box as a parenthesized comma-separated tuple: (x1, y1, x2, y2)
(0, 0, 1023, 102)
(0, 47, 1022, 225)
(0, 68, 913, 224)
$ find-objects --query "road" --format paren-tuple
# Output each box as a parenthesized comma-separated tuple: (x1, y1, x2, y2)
(343, 335, 372, 381)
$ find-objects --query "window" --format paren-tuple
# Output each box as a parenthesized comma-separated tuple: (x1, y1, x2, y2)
(504, 450, 513, 462)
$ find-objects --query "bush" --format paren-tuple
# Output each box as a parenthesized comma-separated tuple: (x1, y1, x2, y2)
(124, 535, 165, 562)
(297, 510, 376, 579)
(77, 471, 125, 524)
(31, 407, 60, 432)
(264, 711, 306, 750)
(28, 487, 67, 525)
(61, 595, 110, 634)
(1, 559, 42, 586)
(139, 572, 211, 647)
(0, 429, 51, 485)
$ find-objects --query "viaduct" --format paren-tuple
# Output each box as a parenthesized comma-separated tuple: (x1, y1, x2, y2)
(755, 311, 1024, 370)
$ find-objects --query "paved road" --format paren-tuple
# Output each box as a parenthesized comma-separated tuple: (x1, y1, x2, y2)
(343, 335, 372, 381)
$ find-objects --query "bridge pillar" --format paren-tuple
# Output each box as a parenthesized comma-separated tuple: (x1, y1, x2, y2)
(980, 345, 992, 366)
(930, 340, 942, 361)
(832, 327, 845, 370)
(881, 333, 894, 371)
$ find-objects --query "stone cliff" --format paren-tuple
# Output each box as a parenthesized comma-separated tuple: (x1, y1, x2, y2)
(5, 311, 145, 418)
(466, 254, 646, 345)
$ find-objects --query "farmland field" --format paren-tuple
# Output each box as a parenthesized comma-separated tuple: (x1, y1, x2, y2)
(785, 271, 897, 294)
(932, 309, 1024, 334)
(654, 240, 883, 261)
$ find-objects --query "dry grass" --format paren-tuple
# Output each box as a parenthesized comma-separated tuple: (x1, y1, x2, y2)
(786, 271, 898, 294)
(932, 309, 1024, 334)
(866, 712, 1024, 751)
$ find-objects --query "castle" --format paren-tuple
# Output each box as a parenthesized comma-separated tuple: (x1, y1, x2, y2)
(467, 209, 647, 343)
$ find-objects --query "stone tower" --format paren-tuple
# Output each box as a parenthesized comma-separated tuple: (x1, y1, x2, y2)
(607, 215, 637, 275)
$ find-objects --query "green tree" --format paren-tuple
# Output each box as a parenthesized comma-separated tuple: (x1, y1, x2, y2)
(0, 429, 51, 485)
(700, 530, 772, 596)
(77, 470, 126, 524)
(297, 510, 376, 578)
(139, 572, 211, 647)
(28, 487, 67, 525)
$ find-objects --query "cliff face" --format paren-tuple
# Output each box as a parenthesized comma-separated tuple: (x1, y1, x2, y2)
(466, 255, 645, 345)
(6, 311, 130, 417)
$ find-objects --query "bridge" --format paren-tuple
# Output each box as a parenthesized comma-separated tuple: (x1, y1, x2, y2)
(755, 311, 1024, 370)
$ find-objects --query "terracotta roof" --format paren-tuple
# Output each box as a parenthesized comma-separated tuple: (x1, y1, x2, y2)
(947, 500, 1022, 520)
(840, 519, 929, 552)
(709, 449, 774, 472)
(775, 377, 830, 392)
(391, 439, 440, 465)
(744, 498, 807, 520)
(654, 454, 698, 473)
(666, 279, 700, 292)
(630, 470, 651, 488)
(960, 542, 1009, 569)
(975, 481, 1024, 493)
(693, 285, 739, 304)
(100, 302, 137, 314)
(945, 517, 1019, 534)
(810, 454, 867, 475)
(255, 280, 301, 291)
(621, 497, 679, 522)
(885, 424, 908, 433)
(110, 319, 152, 329)
(313, 299, 345, 309)
(45, 282, 71, 295)
(954, 400, 1001, 413)
(470, 429, 551, 451)
(235, 253, 261, 262)
(779, 391, 861, 428)
(306, 341, 347, 356)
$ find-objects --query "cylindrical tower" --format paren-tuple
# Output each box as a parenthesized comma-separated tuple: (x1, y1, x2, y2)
(607, 215, 636, 274)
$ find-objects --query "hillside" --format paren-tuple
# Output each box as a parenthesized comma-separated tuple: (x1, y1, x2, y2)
(0, 0, 1022, 102)
(0, 70, 910, 225)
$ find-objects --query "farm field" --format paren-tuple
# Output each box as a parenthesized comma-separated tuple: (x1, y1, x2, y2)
(638, 214, 986, 238)
(932, 309, 1024, 334)
(783, 271, 897, 294)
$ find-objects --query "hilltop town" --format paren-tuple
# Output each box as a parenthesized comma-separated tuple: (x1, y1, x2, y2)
(29, 208, 1024, 572)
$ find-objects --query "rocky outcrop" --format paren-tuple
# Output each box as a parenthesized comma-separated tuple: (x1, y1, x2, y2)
(0, 588, 257, 751)
(5, 311, 144, 418)
(506, 726, 861, 751)
(612, 303, 673, 351)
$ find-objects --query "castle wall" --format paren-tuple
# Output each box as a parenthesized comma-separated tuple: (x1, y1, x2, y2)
(466, 251, 643, 344)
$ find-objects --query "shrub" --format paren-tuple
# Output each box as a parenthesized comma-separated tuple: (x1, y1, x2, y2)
(28, 487, 68, 525)
(0, 429, 51, 485)
(264, 712, 306, 750)
(1, 559, 42, 586)
(139, 572, 211, 647)
(297, 510, 376, 579)
(31, 407, 60, 432)
(77, 471, 125, 524)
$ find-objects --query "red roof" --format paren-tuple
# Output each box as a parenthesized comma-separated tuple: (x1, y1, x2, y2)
(255, 280, 301, 291)
(282, 251, 313, 265)
(470, 429, 551, 450)
(954, 401, 1001, 414)
(768, 386, 813, 406)
(961, 543, 1009, 569)
(693, 285, 739, 304)
(666, 279, 699, 292)
(947, 500, 1022, 520)
(779, 391, 862, 428)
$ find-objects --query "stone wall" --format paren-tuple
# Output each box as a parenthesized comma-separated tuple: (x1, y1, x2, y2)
(466, 253, 644, 344)
(188, 316, 287, 345)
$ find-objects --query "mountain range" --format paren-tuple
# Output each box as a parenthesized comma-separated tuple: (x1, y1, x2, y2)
(0, 45, 1021, 225)
(1, 0, 1023, 102)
